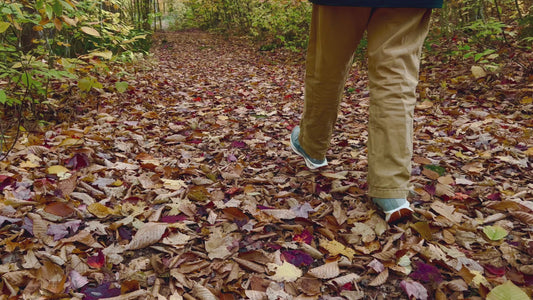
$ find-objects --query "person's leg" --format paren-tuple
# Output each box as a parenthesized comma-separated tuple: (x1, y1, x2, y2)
(366, 8, 431, 221)
(298, 5, 372, 161)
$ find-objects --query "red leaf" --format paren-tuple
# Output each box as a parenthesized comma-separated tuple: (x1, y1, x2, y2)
(484, 264, 506, 277)
(87, 250, 105, 268)
(66, 153, 90, 170)
(293, 229, 313, 244)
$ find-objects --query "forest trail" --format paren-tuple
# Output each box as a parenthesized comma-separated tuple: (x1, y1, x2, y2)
(1, 30, 532, 299)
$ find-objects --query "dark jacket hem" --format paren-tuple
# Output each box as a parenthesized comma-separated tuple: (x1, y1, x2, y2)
(309, 0, 443, 8)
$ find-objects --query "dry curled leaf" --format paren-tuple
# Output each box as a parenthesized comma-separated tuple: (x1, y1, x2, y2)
(127, 222, 167, 250)
(368, 268, 389, 286)
(447, 279, 469, 292)
(192, 284, 217, 300)
(307, 261, 340, 279)
(510, 211, 533, 225)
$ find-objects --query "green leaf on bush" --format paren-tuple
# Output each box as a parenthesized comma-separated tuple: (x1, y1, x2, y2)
(115, 82, 128, 93)
(78, 76, 101, 92)
(0, 89, 6, 104)
(483, 225, 508, 241)
(0, 22, 10, 33)
(487, 280, 529, 300)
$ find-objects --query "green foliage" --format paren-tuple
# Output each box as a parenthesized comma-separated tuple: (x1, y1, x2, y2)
(0, 0, 150, 110)
(173, 0, 311, 50)
(518, 7, 533, 46)
(463, 18, 509, 43)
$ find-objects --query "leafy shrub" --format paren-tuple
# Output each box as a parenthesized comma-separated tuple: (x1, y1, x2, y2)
(0, 0, 150, 157)
(174, 0, 311, 50)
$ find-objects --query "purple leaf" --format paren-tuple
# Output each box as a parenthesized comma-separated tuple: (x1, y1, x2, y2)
(80, 282, 120, 300)
(282, 250, 313, 267)
(293, 229, 313, 245)
(22, 217, 33, 235)
(231, 141, 246, 148)
(0, 216, 21, 227)
(118, 226, 132, 241)
(291, 202, 315, 218)
(47, 220, 82, 240)
(410, 261, 443, 283)
(160, 214, 188, 223)
(66, 153, 90, 170)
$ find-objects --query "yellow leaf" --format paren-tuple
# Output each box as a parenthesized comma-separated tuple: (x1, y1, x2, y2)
(53, 18, 62, 31)
(269, 262, 302, 282)
(524, 147, 533, 157)
(520, 96, 532, 104)
(47, 165, 69, 175)
(20, 160, 40, 168)
(0, 22, 10, 33)
(487, 280, 530, 300)
(59, 137, 82, 147)
(80, 26, 100, 37)
(87, 50, 113, 60)
(111, 180, 123, 187)
(87, 203, 114, 218)
(470, 271, 489, 288)
(319, 239, 355, 260)
(161, 179, 187, 190)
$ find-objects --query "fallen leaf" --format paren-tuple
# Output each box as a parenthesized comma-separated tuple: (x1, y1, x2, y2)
(307, 261, 340, 279)
(269, 261, 302, 282)
(487, 280, 530, 300)
(127, 222, 167, 250)
(483, 225, 508, 241)
(400, 280, 428, 300)
(320, 239, 356, 260)
(368, 268, 389, 286)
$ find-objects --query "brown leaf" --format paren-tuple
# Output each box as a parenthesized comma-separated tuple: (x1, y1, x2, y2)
(410, 221, 433, 241)
(510, 211, 533, 224)
(233, 258, 265, 273)
(307, 261, 340, 279)
(296, 277, 322, 295)
(37, 260, 66, 294)
(192, 284, 217, 300)
(127, 222, 167, 250)
(447, 279, 469, 291)
(368, 268, 389, 286)
(44, 202, 76, 218)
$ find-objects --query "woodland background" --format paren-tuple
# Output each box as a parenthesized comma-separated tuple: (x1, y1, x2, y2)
(0, 0, 532, 299)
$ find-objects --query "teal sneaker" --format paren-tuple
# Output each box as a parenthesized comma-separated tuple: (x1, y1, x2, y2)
(290, 126, 328, 169)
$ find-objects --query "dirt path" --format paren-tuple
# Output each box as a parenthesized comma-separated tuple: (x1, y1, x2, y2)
(1, 30, 532, 299)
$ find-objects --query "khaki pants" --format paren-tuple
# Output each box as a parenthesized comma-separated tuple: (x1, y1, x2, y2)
(299, 5, 432, 198)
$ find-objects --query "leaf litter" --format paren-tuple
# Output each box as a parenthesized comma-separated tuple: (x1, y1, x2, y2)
(0, 31, 532, 299)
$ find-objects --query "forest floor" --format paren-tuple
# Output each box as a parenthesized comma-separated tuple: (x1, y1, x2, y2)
(1, 30, 533, 299)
